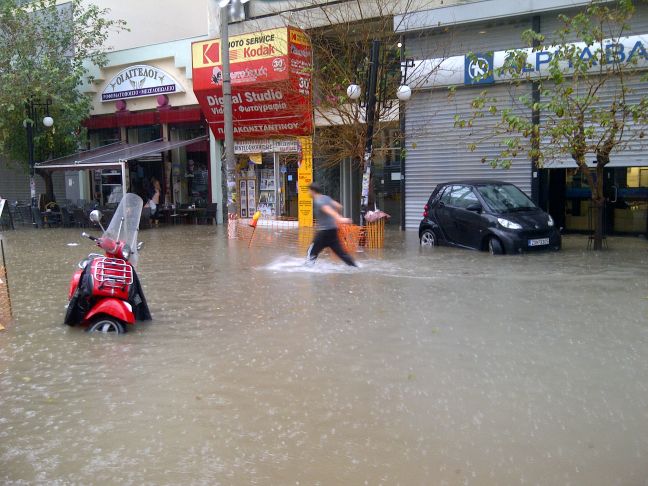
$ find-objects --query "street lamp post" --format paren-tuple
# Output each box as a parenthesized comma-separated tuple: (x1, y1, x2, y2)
(218, 0, 249, 218)
(25, 98, 54, 209)
(347, 43, 413, 226)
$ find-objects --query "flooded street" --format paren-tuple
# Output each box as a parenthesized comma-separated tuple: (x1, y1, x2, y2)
(1, 227, 648, 485)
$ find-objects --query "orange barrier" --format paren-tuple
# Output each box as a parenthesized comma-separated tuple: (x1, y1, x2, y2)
(0, 240, 11, 330)
(229, 215, 364, 256)
(365, 219, 386, 249)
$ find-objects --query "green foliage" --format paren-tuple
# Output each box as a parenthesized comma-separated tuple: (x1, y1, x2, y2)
(0, 0, 125, 168)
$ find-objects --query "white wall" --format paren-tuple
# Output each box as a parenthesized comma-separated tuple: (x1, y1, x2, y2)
(63, 0, 210, 51)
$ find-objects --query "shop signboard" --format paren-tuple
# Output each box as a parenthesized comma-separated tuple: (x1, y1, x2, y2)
(101, 64, 185, 102)
(192, 27, 313, 139)
(234, 138, 301, 154)
(408, 34, 648, 89)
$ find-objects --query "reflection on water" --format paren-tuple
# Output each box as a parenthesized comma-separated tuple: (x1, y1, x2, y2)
(1, 227, 648, 484)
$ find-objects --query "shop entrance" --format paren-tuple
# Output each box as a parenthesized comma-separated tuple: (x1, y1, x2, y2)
(542, 166, 648, 236)
(234, 139, 302, 219)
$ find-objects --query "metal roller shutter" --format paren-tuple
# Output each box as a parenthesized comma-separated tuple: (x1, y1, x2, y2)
(1, 162, 68, 203)
(404, 84, 533, 229)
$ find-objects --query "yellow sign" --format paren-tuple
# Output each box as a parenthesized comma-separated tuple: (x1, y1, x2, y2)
(249, 153, 262, 164)
(297, 136, 313, 227)
(192, 28, 289, 69)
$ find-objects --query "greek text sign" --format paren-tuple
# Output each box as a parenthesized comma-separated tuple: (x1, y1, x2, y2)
(408, 34, 648, 89)
(192, 27, 313, 139)
(101, 65, 185, 102)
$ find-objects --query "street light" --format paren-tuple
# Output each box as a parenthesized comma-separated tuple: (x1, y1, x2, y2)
(217, 0, 251, 216)
(346, 43, 414, 225)
(347, 84, 361, 100)
(25, 98, 54, 209)
(396, 84, 412, 101)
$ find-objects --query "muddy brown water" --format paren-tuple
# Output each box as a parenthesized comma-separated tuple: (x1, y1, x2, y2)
(1, 227, 648, 485)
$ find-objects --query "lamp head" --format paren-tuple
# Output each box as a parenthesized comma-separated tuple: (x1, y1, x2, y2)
(396, 85, 412, 101)
(346, 84, 361, 100)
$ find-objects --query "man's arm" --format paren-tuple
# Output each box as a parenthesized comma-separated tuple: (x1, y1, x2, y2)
(322, 204, 351, 225)
(331, 199, 343, 212)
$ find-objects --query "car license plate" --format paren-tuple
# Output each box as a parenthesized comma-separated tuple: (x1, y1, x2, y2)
(528, 237, 550, 247)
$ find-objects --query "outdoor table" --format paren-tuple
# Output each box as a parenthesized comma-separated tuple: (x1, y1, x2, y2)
(179, 207, 206, 224)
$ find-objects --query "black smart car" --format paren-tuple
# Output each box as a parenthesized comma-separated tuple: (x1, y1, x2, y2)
(419, 180, 561, 254)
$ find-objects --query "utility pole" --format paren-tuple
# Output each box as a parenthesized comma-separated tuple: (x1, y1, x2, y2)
(220, 4, 236, 218)
(360, 39, 381, 226)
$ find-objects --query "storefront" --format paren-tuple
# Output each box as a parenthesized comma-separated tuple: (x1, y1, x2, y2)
(45, 42, 224, 218)
(397, 2, 648, 235)
(191, 26, 314, 226)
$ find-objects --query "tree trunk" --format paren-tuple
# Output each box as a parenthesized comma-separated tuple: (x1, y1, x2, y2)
(577, 159, 606, 251)
(591, 164, 606, 251)
(36, 169, 55, 204)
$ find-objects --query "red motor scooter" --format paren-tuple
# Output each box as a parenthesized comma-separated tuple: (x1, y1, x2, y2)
(65, 193, 151, 334)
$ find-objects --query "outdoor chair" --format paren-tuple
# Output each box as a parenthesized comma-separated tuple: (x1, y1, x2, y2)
(31, 207, 45, 228)
(140, 207, 152, 230)
(18, 206, 32, 226)
(73, 208, 89, 228)
(8, 203, 21, 226)
(197, 203, 218, 225)
(60, 207, 74, 228)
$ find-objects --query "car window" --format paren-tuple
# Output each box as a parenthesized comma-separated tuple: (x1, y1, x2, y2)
(477, 184, 536, 212)
(438, 186, 453, 205)
(443, 185, 478, 209)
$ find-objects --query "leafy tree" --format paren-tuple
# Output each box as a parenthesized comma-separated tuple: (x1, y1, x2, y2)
(0, 0, 125, 200)
(458, 0, 648, 250)
(261, 0, 441, 213)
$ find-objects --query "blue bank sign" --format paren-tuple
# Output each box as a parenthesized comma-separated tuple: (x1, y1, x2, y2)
(408, 34, 648, 89)
(464, 52, 494, 85)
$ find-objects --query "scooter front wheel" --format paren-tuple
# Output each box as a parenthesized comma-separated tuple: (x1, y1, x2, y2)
(87, 317, 126, 334)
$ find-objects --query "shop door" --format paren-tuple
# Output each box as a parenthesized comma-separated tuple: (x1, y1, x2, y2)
(607, 167, 648, 235)
(278, 154, 299, 218)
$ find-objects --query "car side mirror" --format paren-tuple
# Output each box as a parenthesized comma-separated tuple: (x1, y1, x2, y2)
(466, 203, 482, 213)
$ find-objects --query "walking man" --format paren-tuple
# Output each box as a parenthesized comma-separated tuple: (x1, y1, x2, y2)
(306, 182, 357, 267)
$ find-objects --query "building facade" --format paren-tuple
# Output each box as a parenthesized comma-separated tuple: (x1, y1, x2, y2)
(397, 0, 648, 235)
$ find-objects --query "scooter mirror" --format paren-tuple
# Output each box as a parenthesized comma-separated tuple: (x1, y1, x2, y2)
(89, 210, 103, 224)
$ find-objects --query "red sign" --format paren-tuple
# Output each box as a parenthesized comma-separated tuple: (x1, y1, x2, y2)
(192, 27, 313, 139)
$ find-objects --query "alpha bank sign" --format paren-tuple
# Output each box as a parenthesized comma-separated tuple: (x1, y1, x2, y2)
(101, 64, 185, 102)
(410, 34, 648, 89)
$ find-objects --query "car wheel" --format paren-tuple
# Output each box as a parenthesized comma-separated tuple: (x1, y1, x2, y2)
(488, 237, 504, 255)
(420, 229, 437, 247)
(87, 317, 125, 334)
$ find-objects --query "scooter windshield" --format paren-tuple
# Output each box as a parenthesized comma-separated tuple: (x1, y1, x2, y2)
(103, 193, 143, 268)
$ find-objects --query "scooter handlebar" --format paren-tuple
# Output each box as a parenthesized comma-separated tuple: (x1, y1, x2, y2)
(81, 232, 98, 242)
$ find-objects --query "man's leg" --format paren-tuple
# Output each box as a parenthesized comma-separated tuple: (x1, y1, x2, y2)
(306, 230, 328, 264)
(328, 230, 358, 267)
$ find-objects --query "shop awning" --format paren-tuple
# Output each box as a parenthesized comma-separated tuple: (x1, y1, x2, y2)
(35, 135, 209, 171)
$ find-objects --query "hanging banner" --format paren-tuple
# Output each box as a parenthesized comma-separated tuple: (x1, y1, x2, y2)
(192, 27, 313, 139)
(101, 64, 185, 102)
(297, 136, 313, 227)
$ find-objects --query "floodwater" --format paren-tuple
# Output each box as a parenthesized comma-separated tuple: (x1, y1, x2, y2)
(1, 226, 648, 485)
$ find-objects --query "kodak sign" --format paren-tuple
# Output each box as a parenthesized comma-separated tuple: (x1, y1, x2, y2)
(192, 27, 313, 139)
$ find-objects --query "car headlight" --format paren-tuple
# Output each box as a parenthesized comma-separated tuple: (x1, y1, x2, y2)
(497, 218, 523, 230)
(121, 244, 131, 260)
(547, 214, 554, 227)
